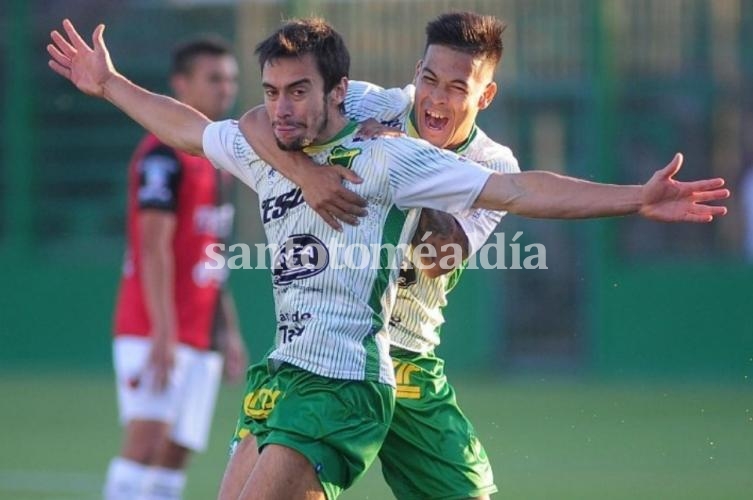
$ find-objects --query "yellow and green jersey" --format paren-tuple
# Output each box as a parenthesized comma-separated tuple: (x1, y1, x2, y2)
(345, 81, 520, 353)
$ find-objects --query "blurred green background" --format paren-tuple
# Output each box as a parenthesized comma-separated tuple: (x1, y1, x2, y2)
(1, 0, 752, 498)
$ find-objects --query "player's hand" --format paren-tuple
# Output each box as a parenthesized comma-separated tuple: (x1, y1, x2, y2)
(356, 118, 404, 140)
(639, 153, 729, 223)
(298, 165, 368, 231)
(145, 333, 176, 392)
(47, 19, 117, 98)
(221, 330, 248, 384)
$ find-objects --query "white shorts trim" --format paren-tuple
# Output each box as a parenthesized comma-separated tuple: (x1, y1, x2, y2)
(113, 336, 223, 451)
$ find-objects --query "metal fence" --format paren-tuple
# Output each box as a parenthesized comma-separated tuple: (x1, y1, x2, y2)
(2, 0, 751, 371)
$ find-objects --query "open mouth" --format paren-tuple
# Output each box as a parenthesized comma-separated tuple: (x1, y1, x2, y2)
(424, 110, 449, 131)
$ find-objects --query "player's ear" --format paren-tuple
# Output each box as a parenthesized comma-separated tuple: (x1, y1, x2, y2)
(170, 74, 185, 97)
(330, 76, 348, 108)
(478, 81, 498, 110)
(413, 59, 423, 83)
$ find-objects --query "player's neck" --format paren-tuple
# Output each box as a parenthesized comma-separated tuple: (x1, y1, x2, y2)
(305, 115, 358, 153)
(314, 112, 351, 146)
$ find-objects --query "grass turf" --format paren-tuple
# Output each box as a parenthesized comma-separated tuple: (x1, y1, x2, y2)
(0, 373, 750, 499)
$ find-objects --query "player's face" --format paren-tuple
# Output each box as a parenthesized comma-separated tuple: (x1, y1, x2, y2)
(413, 44, 497, 149)
(177, 54, 239, 120)
(262, 54, 342, 151)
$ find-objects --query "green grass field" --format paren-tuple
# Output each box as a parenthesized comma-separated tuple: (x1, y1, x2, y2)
(1, 372, 751, 499)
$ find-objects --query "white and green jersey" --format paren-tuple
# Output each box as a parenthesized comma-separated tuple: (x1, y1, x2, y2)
(345, 80, 520, 353)
(202, 120, 493, 386)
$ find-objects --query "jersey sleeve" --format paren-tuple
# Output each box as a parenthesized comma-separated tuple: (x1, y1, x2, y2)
(378, 136, 494, 213)
(345, 80, 414, 123)
(202, 120, 265, 193)
(137, 146, 181, 211)
(454, 150, 521, 256)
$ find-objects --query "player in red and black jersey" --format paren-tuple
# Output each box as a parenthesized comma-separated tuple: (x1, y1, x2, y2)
(106, 37, 247, 500)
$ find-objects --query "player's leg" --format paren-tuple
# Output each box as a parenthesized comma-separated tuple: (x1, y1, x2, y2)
(238, 444, 325, 500)
(105, 337, 170, 499)
(120, 419, 171, 463)
(231, 360, 395, 499)
(217, 434, 260, 500)
(104, 452, 152, 500)
(380, 348, 495, 500)
(105, 422, 161, 500)
(143, 347, 224, 500)
(143, 441, 191, 500)
(217, 354, 270, 500)
(104, 336, 192, 500)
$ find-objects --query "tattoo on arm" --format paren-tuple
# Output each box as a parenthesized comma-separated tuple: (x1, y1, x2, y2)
(412, 209, 469, 259)
(417, 209, 457, 238)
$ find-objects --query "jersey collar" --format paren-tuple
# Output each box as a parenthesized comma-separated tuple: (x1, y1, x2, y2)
(303, 120, 359, 155)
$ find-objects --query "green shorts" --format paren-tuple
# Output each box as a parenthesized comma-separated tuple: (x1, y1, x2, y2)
(230, 356, 395, 500)
(379, 348, 496, 500)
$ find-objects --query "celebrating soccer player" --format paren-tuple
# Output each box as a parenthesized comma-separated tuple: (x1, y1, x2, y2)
(48, 15, 728, 500)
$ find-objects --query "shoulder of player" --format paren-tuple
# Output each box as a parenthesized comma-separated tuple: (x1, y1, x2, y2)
(355, 133, 433, 154)
(347, 80, 413, 119)
(339, 135, 409, 173)
(466, 130, 520, 174)
(211, 119, 265, 163)
(346, 79, 385, 96)
(139, 140, 181, 170)
(347, 79, 414, 102)
(135, 132, 176, 158)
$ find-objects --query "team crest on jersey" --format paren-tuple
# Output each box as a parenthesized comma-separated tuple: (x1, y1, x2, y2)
(327, 145, 361, 169)
(273, 234, 329, 285)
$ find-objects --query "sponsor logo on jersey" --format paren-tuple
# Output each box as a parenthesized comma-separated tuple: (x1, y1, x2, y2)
(380, 118, 402, 128)
(261, 187, 305, 223)
(193, 259, 230, 287)
(273, 234, 329, 286)
(278, 311, 312, 344)
(396, 261, 417, 288)
(279, 310, 312, 323)
(138, 155, 177, 203)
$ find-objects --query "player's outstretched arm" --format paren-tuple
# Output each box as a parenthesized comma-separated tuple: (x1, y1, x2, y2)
(240, 106, 367, 231)
(474, 153, 729, 222)
(47, 19, 208, 156)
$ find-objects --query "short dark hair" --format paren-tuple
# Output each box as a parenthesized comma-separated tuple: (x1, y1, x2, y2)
(171, 36, 234, 76)
(425, 11, 506, 67)
(254, 18, 350, 94)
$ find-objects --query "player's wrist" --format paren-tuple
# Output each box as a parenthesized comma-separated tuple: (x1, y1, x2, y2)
(291, 160, 319, 189)
(151, 324, 177, 342)
(634, 184, 652, 216)
(101, 72, 128, 102)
